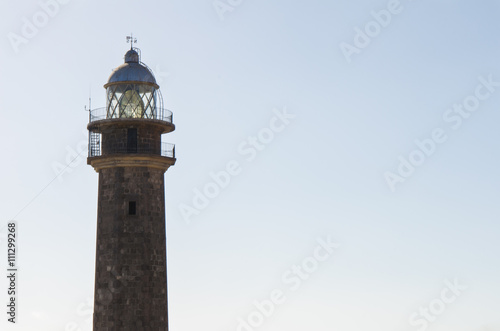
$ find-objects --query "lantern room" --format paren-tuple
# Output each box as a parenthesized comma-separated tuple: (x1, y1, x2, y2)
(104, 48, 159, 119)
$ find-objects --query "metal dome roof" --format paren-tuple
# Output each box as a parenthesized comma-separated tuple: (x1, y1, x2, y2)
(105, 49, 157, 86)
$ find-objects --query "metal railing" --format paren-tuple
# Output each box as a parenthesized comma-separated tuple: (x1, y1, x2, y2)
(88, 139, 175, 158)
(89, 107, 174, 124)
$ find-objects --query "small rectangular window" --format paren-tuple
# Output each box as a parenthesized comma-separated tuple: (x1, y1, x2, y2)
(129, 201, 137, 215)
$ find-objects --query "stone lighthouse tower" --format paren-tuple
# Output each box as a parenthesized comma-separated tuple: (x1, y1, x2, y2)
(87, 42, 175, 330)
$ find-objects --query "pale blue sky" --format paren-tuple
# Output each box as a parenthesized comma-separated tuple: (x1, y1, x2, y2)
(1, 1, 499, 330)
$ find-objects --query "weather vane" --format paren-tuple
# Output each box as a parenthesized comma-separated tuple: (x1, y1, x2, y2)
(126, 33, 137, 49)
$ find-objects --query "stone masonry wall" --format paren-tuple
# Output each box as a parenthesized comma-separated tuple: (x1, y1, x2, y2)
(93, 166, 168, 331)
(101, 123, 164, 155)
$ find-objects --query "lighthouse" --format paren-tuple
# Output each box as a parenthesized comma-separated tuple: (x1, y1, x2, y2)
(87, 40, 175, 330)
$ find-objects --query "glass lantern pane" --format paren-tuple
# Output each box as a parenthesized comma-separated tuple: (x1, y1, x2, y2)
(106, 84, 157, 119)
(121, 90, 144, 118)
